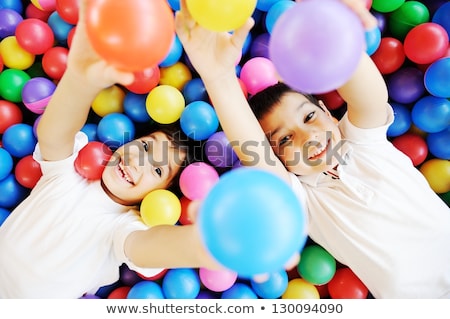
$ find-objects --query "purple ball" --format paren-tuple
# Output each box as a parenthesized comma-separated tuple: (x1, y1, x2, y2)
(0, 8, 23, 38)
(250, 32, 270, 59)
(205, 131, 238, 168)
(387, 67, 425, 104)
(21, 77, 57, 114)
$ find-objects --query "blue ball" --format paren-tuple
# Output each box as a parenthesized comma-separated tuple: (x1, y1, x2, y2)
(0, 148, 13, 180)
(0, 174, 27, 208)
(123, 92, 151, 123)
(0, 0, 23, 14)
(387, 103, 412, 137)
(199, 168, 307, 278)
(265, 0, 296, 34)
(432, 2, 450, 39)
(427, 128, 450, 160)
(162, 268, 200, 299)
(81, 123, 98, 142)
(0, 207, 10, 227)
(127, 281, 164, 299)
(159, 35, 183, 68)
(424, 57, 450, 98)
(2, 123, 37, 158)
(97, 113, 135, 149)
(221, 283, 258, 299)
(47, 11, 73, 45)
(182, 78, 208, 104)
(250, 269, 289, 299)
(411, 96, 450, 133)
(180, 101, 219, 141)
(365, 26, 381, 56)
(387, 67, 425, 104)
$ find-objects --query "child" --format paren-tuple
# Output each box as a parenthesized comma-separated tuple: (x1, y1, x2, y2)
(175, 0, 450, 298)
(0, 0, 219, 298)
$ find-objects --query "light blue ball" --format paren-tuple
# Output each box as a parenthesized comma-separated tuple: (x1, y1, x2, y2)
(221, 283, 258, 299)
(162, 268, 200, 299)
(97, 113, 135, 149)
(127, 281, 164, 299)
(180, 101, 219, 141)
(250, 269, 289, 299)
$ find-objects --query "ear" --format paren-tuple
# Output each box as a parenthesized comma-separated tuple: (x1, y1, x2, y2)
(318, 100, 339, 124)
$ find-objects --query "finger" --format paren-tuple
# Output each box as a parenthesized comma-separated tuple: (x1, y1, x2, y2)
(230, 18, 255, 50)
(187, 199, 202, 222)
(104, 65, 135, 86)
(340, 0, 377, 30)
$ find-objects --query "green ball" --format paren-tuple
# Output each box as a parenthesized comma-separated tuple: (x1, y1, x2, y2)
(389, 1, 430, 40)
(0, 69, 31, 103)
(372, 0, 405, 13)
(298, 244, 336, 285)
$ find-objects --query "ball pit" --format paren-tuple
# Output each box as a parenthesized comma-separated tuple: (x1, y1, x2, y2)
(0, 0, 448, 300)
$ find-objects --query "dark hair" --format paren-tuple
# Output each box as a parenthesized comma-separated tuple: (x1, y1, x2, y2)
(248, 82, 322, 120)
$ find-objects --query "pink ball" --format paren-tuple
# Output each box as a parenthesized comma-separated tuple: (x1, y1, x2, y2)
(240, 57, 278, 96)
(15, 18, 55, 55)
(199, 268, 238, 292)
(179, 162, 219, 200)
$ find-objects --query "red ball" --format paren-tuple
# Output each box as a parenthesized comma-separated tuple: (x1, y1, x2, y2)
(392, 133, 428, 166)
(42, 46, 69, 80)
(74, 141, 113, 180)
(404, 23, 449, 65)
(85, 0, 175, 72)
(136, 269, 168, 281)
(0, 100, 23, 134)
(315, 90, 345, 111)
(371, 37, 406, 75)
(107, 286, 131, 299)
(14, 155, 43, 189)
(327, 267, 369, 299)
(56, 0, 79, 25)
(25, 3, 52, 21)
(178, 196, 194, 225)
(15, 18, 55, 55)
(125, 65, 161, 94)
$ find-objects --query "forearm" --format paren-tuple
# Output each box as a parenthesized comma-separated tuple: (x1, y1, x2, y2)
(125, 224, 220, 270)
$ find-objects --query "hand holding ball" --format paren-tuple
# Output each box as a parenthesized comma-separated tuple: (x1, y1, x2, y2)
(198, 168, 307, 278)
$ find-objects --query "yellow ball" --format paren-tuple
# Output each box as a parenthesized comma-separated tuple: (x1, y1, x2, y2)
(282, 278, 320, 299)
(159, 62, 192, 91)
(419, 159, 450, 194)
(146, 85, 185, 124)
(92, 85, 125, 117)
(0, 36, 35, 70)
(186, 0, 257, 32)
(140, 189, 181, 226)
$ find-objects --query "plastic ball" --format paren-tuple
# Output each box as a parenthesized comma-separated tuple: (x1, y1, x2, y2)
(0, 207, 10, 227)
(411, 96, 450, 133)
(371, 0, 405, 13)
(15, 18, 55, 55)
(21, 76, 56, 114)
(0, 174, 27, 208)
(0, 147, 14, 181)
(0, 8, 23, 38)
(107, 286, 131, 299)
(249, 32, 270, 59)
(31, 0, 56, 12)
(120, 266, 145, 289)
(140, 189, 181, 226)
(80, 123, 98, 142)
(432, 2, 450, 37)
(297, 244, 336, 286)
(0, 36, 35, 70)
(387, 67, 425, 104)
(198, 168, 307, 277)
(55, 0, 79, 25)
(179, 101, 219, 140)
(123, 92, 152, 123)
(159, 35, 183, 68)
(371, 37, 406, 75)
(85, 0, 175, 72)
(162, 268, 201, 299)
(389, 1, 430, 40)
(127, 281, 164, 299)
(178, 196, 193, 225)
(205, 131, 238, 168)
(419, 159, 450, 193)
(186, 0, 257, 32)
(427, 129, 450, 160)
(327, 267, 369, 299)
(179, 162, 219, 200)
(0, 69, 30, 103)
(91, 85, 125, 117)
(97, 113, 135, 149)
(125, 65, 160, 95)
(392, 133, 428, 167)
(270, 0, 364, 94)
(424, 57, 450, 98)
(182, 78, 208, 104)
(250, 269, 289, 299)
(365, 26, 381, 56)
(47, 11, 73, 45)
(0, 100, 22, 134)
(282, 278, 320, 299)
(74, 141, 112, 180)
(42, 46, 69, 81)
(404, 22, 449, 65)
(240, 57, 278, 95)
(387, 103, 411, 137)
(199, 268, 238, 292)
(2, 123, 37, 158)
(146, 85, 185, 124)
(265, 0, 295, 34)
(221, 282, 258, 299)
(159, 62, 192, 91)
(25, 2, 52, 21)
(14, 154, 42, 188)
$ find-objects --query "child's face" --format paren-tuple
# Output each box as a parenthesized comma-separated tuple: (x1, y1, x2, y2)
(259, 92, 343, 176)
(101, 131, 186, 205)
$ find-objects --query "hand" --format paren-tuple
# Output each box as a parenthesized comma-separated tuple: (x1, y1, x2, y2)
(175, 0, 254, 82)
(65, 0, 134, 89)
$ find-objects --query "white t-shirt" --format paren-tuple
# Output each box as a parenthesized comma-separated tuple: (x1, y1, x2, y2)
(290, 104, 450, 298)
(0, 132, 163, 298)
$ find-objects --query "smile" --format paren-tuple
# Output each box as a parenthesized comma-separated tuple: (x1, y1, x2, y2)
(117, 158, 135, 185)
(308, 139, 330, 160)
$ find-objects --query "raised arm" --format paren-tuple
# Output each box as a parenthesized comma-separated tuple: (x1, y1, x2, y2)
(36, 0, 134, 161)
(175, 0, 290, 184)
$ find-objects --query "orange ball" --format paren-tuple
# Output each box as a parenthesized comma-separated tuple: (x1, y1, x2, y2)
(86, 0, 175, 72)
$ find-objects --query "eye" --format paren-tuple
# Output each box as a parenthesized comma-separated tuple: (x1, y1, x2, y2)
(279, 135, 291, 147)
(154, 167, 162, 177)
(304, 111, 315, 123)
(141, 140, 149, 152)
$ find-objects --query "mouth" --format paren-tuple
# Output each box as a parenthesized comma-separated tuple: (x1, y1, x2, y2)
(117, 158, 135, 185)
(308, 139, 330, 161)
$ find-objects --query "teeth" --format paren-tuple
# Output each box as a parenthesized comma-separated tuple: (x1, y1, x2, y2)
(309, 142, 327, 159)
(119, 162, 133, 184)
